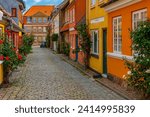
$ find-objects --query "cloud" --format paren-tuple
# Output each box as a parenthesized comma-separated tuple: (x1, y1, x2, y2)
(33, 0, 42, 3)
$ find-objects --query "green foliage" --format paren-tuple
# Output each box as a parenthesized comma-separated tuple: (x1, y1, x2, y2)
(76, 24, 92, 67)
(0, 35, 26, 83)
(125, 20, 150, 97)
(19, 34, 34, 55)
(62, 42, 70, 57)
(52, 33, 58, 41)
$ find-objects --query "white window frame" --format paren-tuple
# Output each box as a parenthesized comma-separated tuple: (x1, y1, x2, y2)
(91, 0, 96, 6)
(38, 17, 42, 23)
(43, 17, 47, 23)
(113, 16, 122, 54)
(91, 30, 99, 55)
(43, 27, 47, 32)
(33, 17, 36, 23)
(132, 9, 147, 30)
(27, 17, 31, 23)
(73, 8, 75, 22)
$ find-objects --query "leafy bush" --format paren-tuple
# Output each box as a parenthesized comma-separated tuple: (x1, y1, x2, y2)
(62, 42, 70, 57)
(52, 33, 58, 42)
(19, 34, 34, 55)
(125, 20, 150, 98)
(0, 35, 26, 84)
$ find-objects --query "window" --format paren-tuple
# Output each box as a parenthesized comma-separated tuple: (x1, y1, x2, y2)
(33, 27, 37, 32)
(132, 9, 147, 30)
(11, 8, 17, 17)
(27, 17, 31, 23)
(33, 17, 37, 23)
(70, 10, 72, 23)
(73, 8, 75, 22)
(38, 27, 42, 32)
(43, 27, 47, 32)
(34, 37, 37, 40)
(43, 18, 47, 23)
(91, 0, 96, 6)
(91, 30, 99, 55)
(38, 18, 42, 23)
(113, 16, 122, 53)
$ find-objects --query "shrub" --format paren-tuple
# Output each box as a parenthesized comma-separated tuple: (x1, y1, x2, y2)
(52, 33, 58, 41)
(0, 35, 25, 84)
(125, 20, 150, 98)
(19, 34, 34, 55)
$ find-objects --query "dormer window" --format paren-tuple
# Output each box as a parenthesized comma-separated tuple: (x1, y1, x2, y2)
(11, 8, 17, 17)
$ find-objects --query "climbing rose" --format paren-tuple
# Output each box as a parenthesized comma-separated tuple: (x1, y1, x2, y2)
(18, 54, 22, 60)
(5, 56, 10, 61)
(0, 55, 4, 60)
(0, 40, 3, 44)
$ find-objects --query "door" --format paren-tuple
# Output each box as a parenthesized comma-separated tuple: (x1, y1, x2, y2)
(103, 28, 107, 75)
(75, 35, 78, 61)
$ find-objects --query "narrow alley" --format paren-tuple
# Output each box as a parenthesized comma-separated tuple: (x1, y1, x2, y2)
(0, 47, 125, 100)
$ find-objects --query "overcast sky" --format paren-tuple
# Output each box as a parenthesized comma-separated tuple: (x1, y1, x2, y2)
(24, 0, 63, 11)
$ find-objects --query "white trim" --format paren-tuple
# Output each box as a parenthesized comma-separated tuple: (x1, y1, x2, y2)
(69, 28, 75, 31)
(103, 0, 142, 13)
(0, 10, 3, 20)
(91, 30, 99, 55)
(0, 61, 3, 64)
(90, 17, 104, 24)
(107, 52, 133, 60)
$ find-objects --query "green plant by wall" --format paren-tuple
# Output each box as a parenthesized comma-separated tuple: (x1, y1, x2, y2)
(19, 34, 34, 55)
(62, 42, 70, 57)
(52, 33, 58, 41)
(125, 20, 150, 98)
(76, 24, 92, 68)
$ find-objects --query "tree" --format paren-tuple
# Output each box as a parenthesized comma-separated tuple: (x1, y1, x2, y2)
(125, 20, 150, 98)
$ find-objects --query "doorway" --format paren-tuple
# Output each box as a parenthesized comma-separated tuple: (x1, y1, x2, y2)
(102, 28, 107, 77)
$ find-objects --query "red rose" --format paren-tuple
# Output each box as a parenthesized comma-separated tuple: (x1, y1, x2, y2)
(18, 54, 22, 60)
(5, 56, 10, 61)
(0, 40, 3, 44)
(0, 55, 4, 60)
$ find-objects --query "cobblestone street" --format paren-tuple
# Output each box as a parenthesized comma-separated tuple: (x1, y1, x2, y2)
(0, 47, 125, 100)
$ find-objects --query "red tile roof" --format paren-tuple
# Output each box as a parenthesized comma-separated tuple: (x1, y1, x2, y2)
(24, 5, 54, 16)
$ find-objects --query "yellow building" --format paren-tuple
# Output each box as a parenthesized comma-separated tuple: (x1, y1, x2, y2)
(0, 10, 5, 84)
(86, 0, 108, 77)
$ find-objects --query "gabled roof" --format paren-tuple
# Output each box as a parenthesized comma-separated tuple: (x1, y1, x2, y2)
(24, 5, 54, 17)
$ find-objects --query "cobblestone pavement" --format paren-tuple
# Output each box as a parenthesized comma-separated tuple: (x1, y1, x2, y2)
(0, 47, 125, 100)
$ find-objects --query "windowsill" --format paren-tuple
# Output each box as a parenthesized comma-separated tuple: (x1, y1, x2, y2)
(91, 54, 99, 59)
(0, 61, 3, 64)
(107, 52, 133, 60)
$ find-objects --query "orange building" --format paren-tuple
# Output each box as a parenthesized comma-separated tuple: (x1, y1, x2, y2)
(101, 0, 150, 83)
(23, 5, 54, 46)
